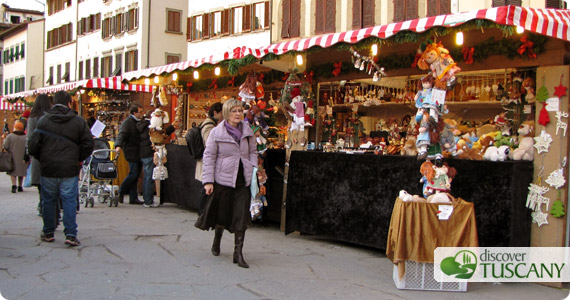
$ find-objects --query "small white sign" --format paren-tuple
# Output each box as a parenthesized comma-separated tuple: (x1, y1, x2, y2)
(438, 205, 453, 220)
(90, 120, 106, 137)
(431, 89, 446, 106)
(546, 97, 559, 112)
(523, 105, 532, 114)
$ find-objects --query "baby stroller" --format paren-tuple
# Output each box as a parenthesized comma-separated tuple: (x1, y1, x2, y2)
(79, 138, 119, 207)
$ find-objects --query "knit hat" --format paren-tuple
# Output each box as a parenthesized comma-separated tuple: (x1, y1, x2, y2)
(13, 120, 24, 132)
(22, 110, 31, 118)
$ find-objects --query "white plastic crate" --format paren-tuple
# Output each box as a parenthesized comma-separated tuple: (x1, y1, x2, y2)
(393, 260, 467, 292)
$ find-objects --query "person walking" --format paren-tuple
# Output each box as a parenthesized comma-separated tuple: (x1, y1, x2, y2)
(25, 94, 52, 215)
(194, 102, 223, 215)
(3, 120, 28, 193)
(195, 99, 257, 268)
(115, 105, 144, 205)
(28, 91, 94, 246)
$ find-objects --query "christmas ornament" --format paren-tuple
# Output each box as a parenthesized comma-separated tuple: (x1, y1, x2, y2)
(555, 111, 568, 137)
(534, 130, 553, 154)
(350, 47, 386, 81)
(538, 104, 550, 126)
(535, 85, 549, 103)
(546, 157, 567, 189)
(553, 74, 567, 98)
(518, 35, 537, 59)
(550, 199, 565, 218)
(526, 183, 550, 212)
(531, 210, 549, 227)
(462, 46, 474, 64)
(332, 61, 342, 77)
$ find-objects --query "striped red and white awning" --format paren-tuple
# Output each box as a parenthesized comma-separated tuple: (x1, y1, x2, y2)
(0, 98, 27, 111)
(83, 76, 152, 93)
(36, 81, 82, 95)
(122, 5, 570, 81)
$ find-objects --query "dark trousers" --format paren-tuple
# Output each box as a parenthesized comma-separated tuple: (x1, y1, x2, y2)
(120, 160, 141, 201)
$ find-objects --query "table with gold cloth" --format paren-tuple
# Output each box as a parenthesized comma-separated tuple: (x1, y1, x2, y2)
(386, 197, 479, 279)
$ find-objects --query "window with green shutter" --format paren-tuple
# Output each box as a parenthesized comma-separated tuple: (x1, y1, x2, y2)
(21, 43, 24, 58)
(15, 45, 19, 60)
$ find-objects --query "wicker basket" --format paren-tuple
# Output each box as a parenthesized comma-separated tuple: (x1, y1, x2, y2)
(393, 261, 467, 292)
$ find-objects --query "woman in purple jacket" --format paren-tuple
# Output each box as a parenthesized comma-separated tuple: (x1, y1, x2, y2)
(195, 99, 257, 268)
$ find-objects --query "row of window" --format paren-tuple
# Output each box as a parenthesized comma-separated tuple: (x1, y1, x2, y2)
(1, 43, 25, 65)
(47, 0, 72, 16)
(188, 1, 269, 41)
(77, 13, 102, 36)
(4, 77, 26, 95)
(102, 7, 140, 39)
(47, 23, 74, 50)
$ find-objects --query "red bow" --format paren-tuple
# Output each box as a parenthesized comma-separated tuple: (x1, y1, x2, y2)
(227, 76, 236, 87)
(233, 47, 243, 59)
(411, 53, 422, 68)
(257, 73, 264, 82)
(518, 35, 536, 59)
(282, 72, 289, 81)
(332, 61, 342, 77)
(462, 47, 474, 64)
(186, 82, 193, 93)
(208, 79, 218, 89)
(303, 71, 314, 84)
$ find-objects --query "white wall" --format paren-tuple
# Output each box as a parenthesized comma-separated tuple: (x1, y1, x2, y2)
(44, 0, 77, 84)
(26, 20, 44, 90)
(147, 0, 188, 67)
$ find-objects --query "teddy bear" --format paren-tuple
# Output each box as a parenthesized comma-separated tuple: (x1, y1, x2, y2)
(483, 145, 511, 161)
(400, 137, 418, 156)
(427, 192, 452, 203)
(417, 42, 461, 90)
(149, 108, 169, 131)
(399, 190, 413, 202)
(439, 123, 457, 157)
(509, 122, 535, 161)
(522, 77, 536, 102)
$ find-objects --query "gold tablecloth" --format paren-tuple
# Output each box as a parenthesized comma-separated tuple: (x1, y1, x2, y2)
(386, 196, 479, 279)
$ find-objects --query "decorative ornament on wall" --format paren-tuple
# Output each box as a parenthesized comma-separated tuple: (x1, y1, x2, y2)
(550, 198, 565, 218)
(350, 47, 386, 81)
(526, 183, 550, 212)
(531, 210, 549, 227)
(533, 130, 553, 154)
(546, 157, 567, 189)
(555, 111, 568, 137)
(553, 74, 567, 99)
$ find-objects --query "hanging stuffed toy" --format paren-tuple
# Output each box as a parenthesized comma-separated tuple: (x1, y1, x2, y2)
(417, 42, 461, 90)
(239, 73, 258, 105)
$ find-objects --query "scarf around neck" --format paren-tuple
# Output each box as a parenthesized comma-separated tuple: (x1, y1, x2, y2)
(224, 121, 242, 144)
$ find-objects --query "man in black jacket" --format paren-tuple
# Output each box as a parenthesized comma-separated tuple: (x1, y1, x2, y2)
(28, 91, 94, 247)
(115, 105, 144, 205)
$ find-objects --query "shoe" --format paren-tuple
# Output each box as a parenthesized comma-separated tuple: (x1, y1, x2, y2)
(129, 199, 144, 205)
(17, 186, 23, 192)
(11, 185, 16, 193)
(117, 193, 124, 203)
(64, 236, 81, 247)
(41, 232, 55, 243)
(143, 203, 158, 208)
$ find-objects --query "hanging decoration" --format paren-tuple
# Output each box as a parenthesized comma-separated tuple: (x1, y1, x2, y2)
(555, 111, 568, 137)
(550, 191, 566, 218)
(517, 35, 537, 59)
(553, 74, 567, 98)
(531, 210, 549, 227)
(535, 85, 549, 103)
(227, 76, 236, 87)
(462, 46, 475, 64)
(411, 49, 422, 68)
(526, 183, 550, 211)
(303, 71, 314, 84)
(546, 157, 567, 189)
(350, 47, 386, 81)
(533, 130, 553, 154)
(416, 41, 460, 90)
(332, 61, 342, 77)
(538, 104, 551, 126)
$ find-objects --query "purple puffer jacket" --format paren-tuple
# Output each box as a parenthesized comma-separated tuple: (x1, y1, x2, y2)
(202, 120, 257, 188)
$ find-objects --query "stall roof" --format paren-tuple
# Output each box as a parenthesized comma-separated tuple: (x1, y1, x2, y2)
(122, 5, 570, 82)
(0, 77, 152, 106)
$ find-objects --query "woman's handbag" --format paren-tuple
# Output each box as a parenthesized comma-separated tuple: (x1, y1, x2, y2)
(0, 149, 14, 172)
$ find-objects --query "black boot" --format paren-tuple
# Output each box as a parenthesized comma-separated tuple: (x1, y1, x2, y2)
(211, 226, 224, 256)
(11, 185, 16, 193)
(233, 230, 249, 268)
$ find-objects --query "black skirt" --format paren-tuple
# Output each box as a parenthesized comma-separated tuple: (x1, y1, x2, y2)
(194, 162, 252, 233)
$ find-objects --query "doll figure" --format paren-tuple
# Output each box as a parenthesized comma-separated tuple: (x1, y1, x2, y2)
(239, 73, 258, 105)
(322, 106, 337, 143)
(416, 111, 431, 160)
(149, 108, 169, 131)
(289, 94, 306, 131)
(439, 123, 457, 156)
(417, 42, 461, 90)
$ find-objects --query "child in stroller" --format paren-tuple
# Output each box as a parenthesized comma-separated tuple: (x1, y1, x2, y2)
(79, 138, 119, 207)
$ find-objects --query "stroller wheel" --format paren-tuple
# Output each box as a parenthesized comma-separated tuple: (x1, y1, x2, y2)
(114, 197, 118, 207)
(108, 197, 113, 207)
(89, 197, 94, 207)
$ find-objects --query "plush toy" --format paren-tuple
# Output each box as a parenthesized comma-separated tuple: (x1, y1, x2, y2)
(417, 42, 461, 90)
(399, 190, 413, 202)
(149, 108, 169, 131)
(416, 111, 431, 160)
(483, 145, 510, 161)
(239, 73, 257, 104)
(509, 122, 535, 161)
(456, 144, 484, 160)
(476, 123, 498, 137)
(427, 192, 452, 203)
(522, 77, 536, 102)
(400, 137, 418, 156)
(439, 123, 457, 156)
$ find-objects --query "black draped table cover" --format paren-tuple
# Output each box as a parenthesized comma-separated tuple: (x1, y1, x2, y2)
(284, 151, 533, 249)
(161, 144, 285, 223)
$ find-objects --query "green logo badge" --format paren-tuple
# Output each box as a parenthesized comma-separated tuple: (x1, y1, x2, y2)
(440, 250, 477, 279)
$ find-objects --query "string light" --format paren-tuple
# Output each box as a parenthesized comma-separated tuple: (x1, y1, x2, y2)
(193, 70, 199, 79)
(214, 67, 221, 76)
(144, 78, 150, 85)
(172, 73, 178, 81)
(455, 31, 464, 45)
(154, 76, 159, 84)
(371, 44, 378, 56)
(516, 26, 525, 34)
(296, 54, 303, 65)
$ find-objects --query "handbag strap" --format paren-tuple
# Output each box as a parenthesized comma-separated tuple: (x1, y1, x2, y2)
(34, 128, 78, 145)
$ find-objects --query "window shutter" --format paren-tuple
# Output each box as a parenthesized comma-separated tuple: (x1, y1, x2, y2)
(406, 0, 418, 20)
(507, 0, 521, 5)
(243, 4, 252, 32)
(393, 0, 404, 22)
(290, 0, 300, 37)
(168, 11, 174, 31)
(325, 0, 335, 33)
(222, 9, 230, 34)
(440, 0, 451, 14)
(427, 0, 437, 16)
(264, 2, 270, 28)
(134, 50, 138, 71)
(316, 0, 324, 34)
(492, 0, 506, 6)
(187, 17, 191, 40)
(362, 0, 374, 27)
(281, 0, 291, 38)
(352, 0, 362, 29)
(203, 13, 210, 38)
(93, 57, 98, 78)
(175, 11, 181, 32)
(21, 43, 24, 58)
(546, 0, 561, 8)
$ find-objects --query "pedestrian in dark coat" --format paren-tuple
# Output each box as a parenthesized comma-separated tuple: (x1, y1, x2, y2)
(115, 105, 144, 204)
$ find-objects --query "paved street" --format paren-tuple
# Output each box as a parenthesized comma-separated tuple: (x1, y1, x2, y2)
(0, 174, 568, 300)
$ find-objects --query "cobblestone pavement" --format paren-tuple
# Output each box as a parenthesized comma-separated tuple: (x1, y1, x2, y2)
(0, 175, 568, 300)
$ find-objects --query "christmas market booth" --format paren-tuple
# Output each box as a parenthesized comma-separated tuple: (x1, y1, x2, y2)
(122, 5, 569, 270)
